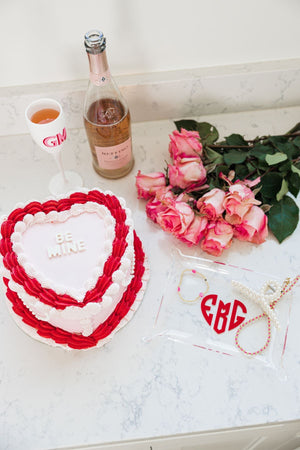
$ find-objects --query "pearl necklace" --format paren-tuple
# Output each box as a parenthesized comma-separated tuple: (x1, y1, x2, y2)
(232, 275, 300, 356)
(232, 279, 281, 329)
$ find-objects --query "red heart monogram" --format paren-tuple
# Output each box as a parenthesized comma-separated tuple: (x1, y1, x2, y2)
(201, 294, 247, 334)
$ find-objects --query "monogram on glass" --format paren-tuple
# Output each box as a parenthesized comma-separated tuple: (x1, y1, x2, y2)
(25, 98, 83, 195)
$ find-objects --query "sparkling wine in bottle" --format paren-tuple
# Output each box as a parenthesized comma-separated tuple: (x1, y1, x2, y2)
(83, 29, 134, 178)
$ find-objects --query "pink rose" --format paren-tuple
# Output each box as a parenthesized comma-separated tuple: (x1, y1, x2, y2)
(201, 219, 233, 256)
(155, 185, 176, 204)
(169, 129, 203, 162)
(178, 215, 208, 246)
(156, 201, 195, 236)
(233, 205, 268, 244)
(146, 197, 167, 223)
(224, 182, 261, 225)
(145, 186, 175, 222)
(196, 188, 226, 220)
(168, 159, 206, 190)
(176, 192, 192, 203)
(136, 171, 166, 199)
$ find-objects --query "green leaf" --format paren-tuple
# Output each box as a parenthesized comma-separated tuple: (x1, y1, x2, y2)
(276, 142, 299, 159)
(246, 160, 258, 171)
(292, 136, 300, 148)
(205, 163, 218, 174)
(197, 122, 219, 145)
(260, 172, 283, 201)
(224, 133, 248, 146)
(205, 146, 224, 165)
(174, 119, 199, 132)
(265, 152, 288, 165)
(267, 136, 288, 149)
(257, 160, 269, 170)
(291, 164, 300, 176)
(276, 179, 289, 202)
(249, 144, 274, 161)
(288, 172, 300, 198)
(268, 196, 299, 243)
(278, 160, 292, 174)
(223, 150, 247, 166)
(235, 164, 249, 180)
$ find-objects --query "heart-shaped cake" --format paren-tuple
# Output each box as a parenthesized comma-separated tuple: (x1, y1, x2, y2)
(0, 188, 149, 350)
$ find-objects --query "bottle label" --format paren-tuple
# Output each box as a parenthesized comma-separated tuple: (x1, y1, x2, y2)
(95, 138, 132, 170)
(90, 70, 111, 86)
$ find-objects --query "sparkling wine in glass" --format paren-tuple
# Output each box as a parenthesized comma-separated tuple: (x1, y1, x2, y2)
(25, 98, 83, 195)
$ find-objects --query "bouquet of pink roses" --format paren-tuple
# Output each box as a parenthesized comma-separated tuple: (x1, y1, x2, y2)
(136, 128, 269, 257)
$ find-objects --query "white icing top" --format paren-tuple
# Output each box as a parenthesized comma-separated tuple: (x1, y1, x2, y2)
(11, 202, 116, 302)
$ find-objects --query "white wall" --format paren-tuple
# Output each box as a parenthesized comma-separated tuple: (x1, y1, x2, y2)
(1, 0, 300, 88)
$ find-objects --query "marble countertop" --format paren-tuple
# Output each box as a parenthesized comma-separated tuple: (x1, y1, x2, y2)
(1, 106, 300, 449)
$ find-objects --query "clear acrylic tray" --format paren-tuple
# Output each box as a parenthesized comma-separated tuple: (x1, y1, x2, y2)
(145, 249, 299, 371)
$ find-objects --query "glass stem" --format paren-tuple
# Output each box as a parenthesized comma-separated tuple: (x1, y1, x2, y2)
(53, 151, 67, 183)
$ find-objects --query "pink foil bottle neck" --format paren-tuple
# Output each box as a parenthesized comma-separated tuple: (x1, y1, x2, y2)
(85, 30, 111, 86)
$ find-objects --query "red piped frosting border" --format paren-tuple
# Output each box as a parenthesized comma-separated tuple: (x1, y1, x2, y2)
(0, 190, 129, 309)
(0, 189, 148, 350)
(3, 232, 145, 349)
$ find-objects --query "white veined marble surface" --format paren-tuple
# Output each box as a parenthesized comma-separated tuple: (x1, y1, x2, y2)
(1, 59, 300, 137)
(0, 105, 300, 449)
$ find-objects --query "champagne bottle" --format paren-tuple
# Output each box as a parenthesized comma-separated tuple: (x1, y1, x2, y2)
(83, 30, 134, 178)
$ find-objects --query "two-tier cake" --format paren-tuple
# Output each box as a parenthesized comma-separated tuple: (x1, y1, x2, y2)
(0, 188, 148, 350)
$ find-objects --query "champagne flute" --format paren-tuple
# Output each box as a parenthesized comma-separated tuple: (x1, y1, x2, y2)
(25, 98, 83, 195)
